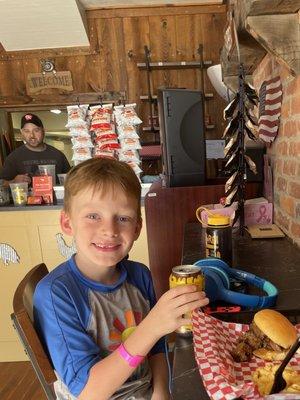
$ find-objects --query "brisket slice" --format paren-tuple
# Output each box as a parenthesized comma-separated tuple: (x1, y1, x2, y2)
(231, 322, 285, 362)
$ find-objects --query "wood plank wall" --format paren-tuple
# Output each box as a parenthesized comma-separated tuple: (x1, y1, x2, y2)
(0, 5, 227, 171)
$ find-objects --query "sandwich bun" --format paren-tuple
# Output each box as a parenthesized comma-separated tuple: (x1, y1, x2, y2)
(253, 309, 297, 361)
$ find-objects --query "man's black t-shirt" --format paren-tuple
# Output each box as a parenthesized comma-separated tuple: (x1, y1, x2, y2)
(0, 144, 71, 183)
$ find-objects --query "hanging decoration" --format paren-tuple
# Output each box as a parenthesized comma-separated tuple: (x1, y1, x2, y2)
(258, 76, 282, 144)
(0, 243, 20, 266)
(222, 12, 259, 235)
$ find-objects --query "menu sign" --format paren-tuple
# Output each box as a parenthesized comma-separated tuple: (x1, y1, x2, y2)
(27, 71, 73, 94)
(32, 176, 53, 204)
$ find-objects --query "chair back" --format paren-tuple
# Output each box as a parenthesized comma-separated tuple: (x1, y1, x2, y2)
(11, 263, 56, 400)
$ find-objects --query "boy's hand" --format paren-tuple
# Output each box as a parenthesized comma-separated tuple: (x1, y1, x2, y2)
(147, 285, 209, 339)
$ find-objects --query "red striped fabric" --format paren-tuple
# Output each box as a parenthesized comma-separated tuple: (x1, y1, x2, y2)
(258, 76, 282, 143)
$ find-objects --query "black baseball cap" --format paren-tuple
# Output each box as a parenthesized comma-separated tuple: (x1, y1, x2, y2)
(21, 114, 44, 129)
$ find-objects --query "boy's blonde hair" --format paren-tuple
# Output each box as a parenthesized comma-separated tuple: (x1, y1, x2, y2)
(64, 157, 141, 219)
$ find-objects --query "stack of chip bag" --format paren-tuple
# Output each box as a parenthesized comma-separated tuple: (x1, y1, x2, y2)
(114, 103, 143, 178)
(90, 104, 119, 159)
(66, 105, 93, 166)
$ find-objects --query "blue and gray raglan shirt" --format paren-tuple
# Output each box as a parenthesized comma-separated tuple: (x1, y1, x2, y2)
(33, 256, 165, 400)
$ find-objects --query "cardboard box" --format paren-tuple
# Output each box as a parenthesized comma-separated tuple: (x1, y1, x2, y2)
(32, 176, 53, 204)
(247, 224, 285, 239)
(244, 202, 273, 225)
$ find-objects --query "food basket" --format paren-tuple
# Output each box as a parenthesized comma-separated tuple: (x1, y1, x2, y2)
(192, 311, 300, 400)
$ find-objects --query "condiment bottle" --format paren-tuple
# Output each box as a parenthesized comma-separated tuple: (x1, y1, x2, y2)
(0, 179, 10, 206)
(205, 214, 232, 265)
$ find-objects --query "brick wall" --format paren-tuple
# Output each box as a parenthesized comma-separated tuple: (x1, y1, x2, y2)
(253, 54, 300, 247)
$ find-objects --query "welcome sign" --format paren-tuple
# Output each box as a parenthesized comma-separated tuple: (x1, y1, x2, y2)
(27, 71, 73, 94)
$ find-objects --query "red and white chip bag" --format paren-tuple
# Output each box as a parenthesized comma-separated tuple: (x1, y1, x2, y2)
(68, 125, 91, 137)
(114, 104, 142, 126)
(118, 149, 140, 164)
(90, 104, 113, 128)
(117, 124, 139, 139)
(97, 141, 120, 151)
(72, 147, 92, 162)
(66, 105, 89, 128)
(119, 137, 142, 150)
(71, 136, 94, 149)
(94, 148, 116, 159)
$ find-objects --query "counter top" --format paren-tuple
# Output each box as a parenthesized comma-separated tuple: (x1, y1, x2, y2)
(0, 183, 151, 211)
(0, 204, 63, 211)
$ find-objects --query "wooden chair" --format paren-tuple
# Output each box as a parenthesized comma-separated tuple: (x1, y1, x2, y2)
(11, 263, 56, 400)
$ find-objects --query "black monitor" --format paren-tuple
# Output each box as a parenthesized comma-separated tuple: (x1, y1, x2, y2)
(157, 88, 206, 187)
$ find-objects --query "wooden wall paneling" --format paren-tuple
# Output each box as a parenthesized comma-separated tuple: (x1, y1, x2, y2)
(85, 18, 104, 93)
(148, 15, 179, 91)
(65, 55, 88, 93)
(123, 16, 150, 103)
(8, 60, 26, 99)
(86, 5, 227, 19)
(0, 61, 18, 97)
(19, 58, 38, 105)
(175, 14, 199, 90)
(191, 14, 205, 93)
(94, 18, 127, 94)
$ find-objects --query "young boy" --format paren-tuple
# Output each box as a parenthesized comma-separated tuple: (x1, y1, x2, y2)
(33, 157, 209, 400)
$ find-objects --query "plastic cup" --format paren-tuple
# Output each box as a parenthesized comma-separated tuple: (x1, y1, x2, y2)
(38, 164, 56, 185)
(57, 173, 67, 186)
(9, 182, 28, 206)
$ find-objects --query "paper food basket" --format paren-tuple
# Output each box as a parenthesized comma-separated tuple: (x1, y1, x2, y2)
(192, 311, 300, 400)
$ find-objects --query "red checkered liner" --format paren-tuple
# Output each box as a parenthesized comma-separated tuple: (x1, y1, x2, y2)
(192, 311, 300, 400)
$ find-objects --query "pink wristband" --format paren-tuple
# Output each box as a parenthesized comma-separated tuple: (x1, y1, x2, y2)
(117, 343, 144, 368)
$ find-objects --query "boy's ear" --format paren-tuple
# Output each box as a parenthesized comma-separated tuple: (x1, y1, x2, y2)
(60, 210, 73, 236)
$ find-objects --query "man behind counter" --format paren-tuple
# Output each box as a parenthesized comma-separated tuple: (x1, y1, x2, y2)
(0, 113, 70, 186)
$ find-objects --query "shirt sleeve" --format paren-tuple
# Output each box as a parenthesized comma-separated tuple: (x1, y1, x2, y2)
(61, 153, 71, 173)
(33, 277, 101, 397)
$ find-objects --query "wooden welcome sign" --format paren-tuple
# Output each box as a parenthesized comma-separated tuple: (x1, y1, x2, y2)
(27, 71, 73, 94)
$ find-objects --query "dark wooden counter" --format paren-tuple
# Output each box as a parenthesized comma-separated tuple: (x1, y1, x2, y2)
(144, 180, 261, 298)
(182, 223, 300, 311)
(171, 223, 300, 400)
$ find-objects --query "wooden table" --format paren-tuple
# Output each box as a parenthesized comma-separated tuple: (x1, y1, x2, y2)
(171, 223, 300, 400)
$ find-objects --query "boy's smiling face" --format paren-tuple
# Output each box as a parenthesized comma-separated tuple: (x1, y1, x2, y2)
(60, 184, 142, 283)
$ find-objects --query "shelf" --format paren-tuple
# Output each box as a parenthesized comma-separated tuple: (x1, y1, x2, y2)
(140, 144, 162, 159)
(142, 126, 160, 132)
(140, 95, 158, 100)
(140, 93, 214, 100)
(137, 60, 213, 70)
(140, 141, 160, 146)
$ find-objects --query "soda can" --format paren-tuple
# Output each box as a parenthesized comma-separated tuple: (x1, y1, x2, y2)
(169, 265, 205, 336)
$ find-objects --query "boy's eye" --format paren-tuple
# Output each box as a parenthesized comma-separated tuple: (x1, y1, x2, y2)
(118, 216, 131, 223)
(87, 214, 99, 220)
